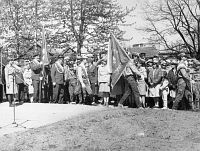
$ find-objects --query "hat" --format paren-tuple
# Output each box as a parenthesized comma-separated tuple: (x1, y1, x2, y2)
(77, 55, 87, 60)
(179, 52, 191, 58)
(32, 52, 40, 58)
(76, 55, 81, 60)
(146, 59, 153, 64)
(13, 57, 20, 61)
(64, 56, 70, 60)
(87, 57, 94, 63)
(166, 59, 171, 64)
(139, 53, 146, 57)
(188, 59, 194, 65)
(153, 59, 159, 64)
(140, 53, 146, 55)
(171, 59, 178, 65)
(81, 55, 88, 59)
(56, 55, 64, 61)
(153, 56, 159, 63)
(161, 60, 167, 66)
(58, 55, 64, 59)
(192, 58, 200, 66)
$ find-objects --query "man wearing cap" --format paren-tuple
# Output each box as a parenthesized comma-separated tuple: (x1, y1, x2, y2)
(5, 59, 18, 107)
(159, 60, 169, 109)
(87, 57, 105, 105)
(15, 58, 25, 104)
(64, 58, 77, 103)
(76, 56, 93, 104)
(63, 57, 70, 104)
(30, 53, 43, 103)
(87, 57, 98, 105)
(167, 59, 178, 108)
(51, 55, 65, 104)
(118, 55, 142, 108)
(172, 53, 194, 110)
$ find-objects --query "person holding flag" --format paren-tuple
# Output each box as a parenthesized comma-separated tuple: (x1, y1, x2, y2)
(41, 25, 50, 103)
(117, 55, 142, 108)
(30, 53, 43, 103)
(51, 55, 65, 104)
(107, 33, 142, 108)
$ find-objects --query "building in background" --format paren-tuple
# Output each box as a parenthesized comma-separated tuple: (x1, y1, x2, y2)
(128, 42, 160, 58)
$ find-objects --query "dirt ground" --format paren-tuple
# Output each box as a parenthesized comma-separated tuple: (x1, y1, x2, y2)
(1, 107, 200, 151)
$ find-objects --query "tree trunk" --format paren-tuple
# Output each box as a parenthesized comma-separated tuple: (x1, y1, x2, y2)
(77, 42, 82, 55)
(34, 0, 38, 53)
(197, 18, 200, 60)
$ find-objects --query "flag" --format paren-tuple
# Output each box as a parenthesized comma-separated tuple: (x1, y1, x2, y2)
(42, 25, 49, 65)
(107, 33, 130, 88)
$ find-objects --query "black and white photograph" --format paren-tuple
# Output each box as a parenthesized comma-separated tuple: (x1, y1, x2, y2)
(0, 0, 200, 150)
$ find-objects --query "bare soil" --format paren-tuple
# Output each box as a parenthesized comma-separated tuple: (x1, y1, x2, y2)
(1, 108, 200, 151)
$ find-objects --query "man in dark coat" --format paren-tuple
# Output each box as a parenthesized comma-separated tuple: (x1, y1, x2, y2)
(167, 60, 178, 108)
(15, 59, 25, 104)
(172, 53, 194, 110)
(30, 53, 43, 103)
(87, 57, 104, 104)
(51, 55, 65, 104)
(76, 56, 93, 104)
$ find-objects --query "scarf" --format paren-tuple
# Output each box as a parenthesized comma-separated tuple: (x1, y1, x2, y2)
(33, 59, 40, 66)
(55, 61, 64, 73)
(177, 61, 187, 72)
(79, 63, 88, 77)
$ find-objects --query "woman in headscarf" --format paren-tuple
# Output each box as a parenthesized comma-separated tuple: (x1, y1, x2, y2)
(98, 59, 111, 107)
(148, 59, 163, 108)
(5, 59, 20, 107)
(136, 60, 147, 108)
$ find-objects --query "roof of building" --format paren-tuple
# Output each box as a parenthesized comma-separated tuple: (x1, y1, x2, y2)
(128, 47, 159, 57)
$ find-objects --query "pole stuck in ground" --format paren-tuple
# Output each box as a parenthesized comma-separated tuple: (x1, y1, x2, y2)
(12, 65, 16, 125)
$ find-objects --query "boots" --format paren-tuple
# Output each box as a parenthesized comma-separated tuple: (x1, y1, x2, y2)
(162, 99, 168, 109)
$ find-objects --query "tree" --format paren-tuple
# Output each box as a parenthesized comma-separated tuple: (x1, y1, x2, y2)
(49, 0, 134, 55)
(0, 0, 134, 57)
(143, 0, 200, 58)
(0, 0, 43, 56)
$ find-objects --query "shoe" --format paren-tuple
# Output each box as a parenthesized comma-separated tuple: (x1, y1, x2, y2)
(9, 103, 14, 107)
(19, 101, 24, 105)
(91, 102, 97, 106)
(154, 104, 159, 108)
(162, 107, 168, 110)
(118, 103, 123, 108)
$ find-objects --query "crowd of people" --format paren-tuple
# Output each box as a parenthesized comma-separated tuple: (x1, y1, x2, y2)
(1, 51, 200, 110)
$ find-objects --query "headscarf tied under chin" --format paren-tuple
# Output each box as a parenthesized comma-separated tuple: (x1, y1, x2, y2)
(177, 60, 187, 72)
(55, 61, 64, 73)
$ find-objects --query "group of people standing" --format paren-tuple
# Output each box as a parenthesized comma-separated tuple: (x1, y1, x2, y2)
(1, 51, 199, 110)
(114, 52, 199, 110)
(1, 52, 111, 107)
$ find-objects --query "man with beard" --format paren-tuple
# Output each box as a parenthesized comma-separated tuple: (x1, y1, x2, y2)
(51, 55, 65, 104)
(30, 53, 43, 103)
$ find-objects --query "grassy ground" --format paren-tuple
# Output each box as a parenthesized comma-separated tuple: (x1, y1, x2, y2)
(1, 107, 200, 151)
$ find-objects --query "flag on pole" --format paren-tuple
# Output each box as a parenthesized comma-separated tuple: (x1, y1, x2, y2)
(42, 25, 49, 65)
(107, 33, 130, 88)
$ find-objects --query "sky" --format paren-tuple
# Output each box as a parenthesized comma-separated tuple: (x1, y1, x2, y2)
(116, 0, 151, 46)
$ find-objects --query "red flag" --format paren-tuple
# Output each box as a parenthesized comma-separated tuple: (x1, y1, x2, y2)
(42, 25, 49, 65)
(108, 33, 130, 88)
